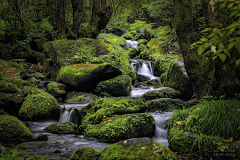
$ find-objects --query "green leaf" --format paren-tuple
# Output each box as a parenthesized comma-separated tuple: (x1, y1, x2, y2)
(201, 38, 208, 42)
(219, 54, 227, 62)
(224, 49, 231, 58)
(207, 33, 215, 38)
(212, 55, 218, 61)
(213, 49, 223, 55)
(235, 40, 240, 51)
(230, 10, 238, 18)
(213, 28, 220, 33)
(200, 28, 212, 33)
(204, 43, 211, 48)
(227, 3, 234, 9)
(197, 45, 205, 55)
(229, 38, 236, 42)
(236, 37, 240, 43)
(218, 23, 223, 28)
(219, 2, 226, 9)
(232, 6, 239, 10)
(219, 44, 225, 49)
(228, 41, 235, 50)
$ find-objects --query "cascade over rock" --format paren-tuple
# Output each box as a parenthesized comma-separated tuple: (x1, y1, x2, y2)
(56, 63, 122, 91)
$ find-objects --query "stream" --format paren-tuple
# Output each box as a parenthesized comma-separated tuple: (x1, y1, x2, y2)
(19, 40, 172, 159)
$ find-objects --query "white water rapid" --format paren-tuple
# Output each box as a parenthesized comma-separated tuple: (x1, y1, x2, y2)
(126, 40, 138, 50)
(150, 112, 172, 147)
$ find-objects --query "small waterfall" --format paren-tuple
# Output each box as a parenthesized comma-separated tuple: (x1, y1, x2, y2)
(126, 40, 138, 50)
(150, 112, 172, 147)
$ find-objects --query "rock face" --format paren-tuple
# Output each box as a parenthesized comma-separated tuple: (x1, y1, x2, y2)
(99, 137, 177, 160)
(18, 86, 59, 121)
(0, 115, 33, 143)
(56, 63, 122, 92)
(163, 60, 193, 99)
(84, 113, 155, 142)
(138, 73, 152, 82)
(44, 122, 75, 134)
(95, 75, 132, 96)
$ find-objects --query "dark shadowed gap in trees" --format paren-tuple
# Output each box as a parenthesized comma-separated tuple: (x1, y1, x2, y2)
(173, 0, 236, 100)
(56, 0, 65, 35)
(72, 0, 85, 35)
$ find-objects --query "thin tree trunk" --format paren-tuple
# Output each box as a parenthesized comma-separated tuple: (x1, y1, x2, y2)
(72, 0, 85, 34)
(56, 0, 65, 36)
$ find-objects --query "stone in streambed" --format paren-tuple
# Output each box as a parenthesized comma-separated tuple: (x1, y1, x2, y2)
(99, 137, 177, 160)
(56, 63, 122, 92)
(84, 113, 155, 142)
(142, 87, 181, 101)
(0, 115, 33, 144)
(95, 75, 132, 97)
(44, 122, 76, 134)
(71, 147, 101, 160)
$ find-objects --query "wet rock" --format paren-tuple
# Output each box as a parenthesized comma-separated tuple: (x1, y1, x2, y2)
(163, 59, 193, 99)
(44, 122, 75, 134)
(65, 91, 99, 103)
(104, 28, 128, 37)
(136, 27, 151, 41)
(138, 73, 151, 82)
(57, 63, 122, 92)
(71, 147, 101, 160)
(36, 134, 48, 141)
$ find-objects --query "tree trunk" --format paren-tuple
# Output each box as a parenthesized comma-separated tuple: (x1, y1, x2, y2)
(173, 0, 236, 99)
(56, 0, 65, 36)
(72, 0, 85, 34)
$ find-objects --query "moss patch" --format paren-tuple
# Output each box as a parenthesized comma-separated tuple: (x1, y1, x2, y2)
(44, 122, 75, 134)
(81, 97, 147, 129)
(99, 137, 177, 160)
(142, 87, 181, 101)
(46, 82, 66, 98)
(71, 147, 101, 160)
(95, 75, 132, 96)
(84, 113, 155, 142)
(65, 92, 99, 103)
(18, 88, 59, 121)
(0, 115, 33, 143)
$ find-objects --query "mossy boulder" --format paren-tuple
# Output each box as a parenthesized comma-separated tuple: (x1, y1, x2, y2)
(65, 92, 99, 103)
(142, 87, 181, 101)
(99, 137, 177, 160)
(26, 155, 68, 160)
(71, 147, 101, 160)
(163, 60, 193, 99)
(146, 98, 187, 112)
(46, 82, 66, 98)
(95, 75, 132, 97)
(0, 109, 7, 115)
(56, 63, 122, 92)
(128, 47, 139, 59)
(43, 38, 109, 80)
(84, 113, 155, 142)
(18, 88, 59, 121)
(44, 122, 75, 134)
(138, 44, 146, 53)
(144, 79, 162, 88)
(138, 39, 148, 46)
(0, 115, 33, 143)
(81, 97, 147, 129)
(121, 30, 137, 40)
(146, 36, 170, 55)
(136, 27, 151, 41)
(0, 82, 18, 93)
(167, 100, 240, 154)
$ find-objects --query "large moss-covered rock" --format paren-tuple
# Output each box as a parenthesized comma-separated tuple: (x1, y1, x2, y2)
(65, 92, 99, 103)
(138, 39, 148, 46)
(136, 27, 151, 41)
(18, 87, 59, 121)
(44, 122, 75, 134)
(43, 38, 109, 80)
(128, 47, 139, 59)
(95, 75, 132, 96)
(84, 113, 155, 142)
(81, 97, 147, 129)
(99, 137, 177, 160)
(163, 60, 193, 99)
(146, 98, 187, 112)
(57, 63, 122, 92)
(0, 115, 33, 143)
(142, 87, 181, 101)
(121, 30, 137, 40)
(71, 147, 101, 160)
(160, 72, 167, 83)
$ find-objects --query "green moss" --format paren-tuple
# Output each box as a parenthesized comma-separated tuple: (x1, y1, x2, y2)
(95, 75, 132, 96)
(18, 91, 59, 121)
(99, 138, 177, 160)
(0, 59, 25, 79)
(84, 113, 155, 142)
(160, 72, 167, 83)
(97, 33, 126, 47)
(65, 95, 85, 103)
(142, 87, 181, 101)
(138, 39, 148, 46)
(0, 82, 18, 93)
(71, 147, 101, 160)
(144, 79, 162, 88)
(1, 77, 33, 88)
(65, 92, 99, 103)
(44, 122, 74, 134)
(0, 115, 33, 143)
(26, 156, 68, 160)
(146, 98, 187, 112)
(33, 72, 45, 80)
(46, 83, 66, 97)
(128, 48, 139, 59)
(0, 109, 7, 115)
(121, 30, 137, 40)
(81, 97, 147, 129)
